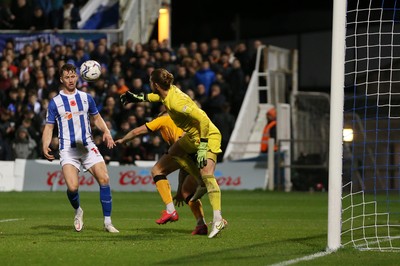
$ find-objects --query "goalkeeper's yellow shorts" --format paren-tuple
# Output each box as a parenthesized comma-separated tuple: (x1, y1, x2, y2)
(177, 132, 222, 163)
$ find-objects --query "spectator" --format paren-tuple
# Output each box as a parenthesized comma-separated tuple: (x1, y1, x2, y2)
(133, 56, 151, 84)
(100, 96, 120, 123)
(74, 48, 90, 67)
(116, 77, 129, 95)
(234, 42, 252, 81)
(5, 88, 21, 116)
(203, 83, 226, 120)
(0, 66, 12, 97)
(12, 126, 37, 159)
(108, 60, 123, 85)
(249, 39, 263, 73)
(260, 107, 278, 153)
(174, 65, 195, 91)
(145, 135, 167, 161)
(188, 41, 198, 57)
(31, 6, 49, 31)
(193, 83, 208, 108)
(0, 131, 13, 160)
(114, 120, 131, 141)
(194, 60, 216, 96)
(213, 72, 231, 102)
(228, 58, 247, 116)
(119, 136, 146, 165)
(10, 0, 32, 30)
(130, 77, 148, 94)
(91, 44, 111, 67)
(20, 71, 36, 92)
(0, 2, 15, 29)
(212, 102, 236, 162)
(159, 50, 177, 76)
(133, 104, 148, 126)
(44, 65, 60, 93)
(210, 38, 221, 50)
(33, 0, 52, 17)
(116, 44, 129, 69)
(19, 116, 41, 154)
(0, 108, 16, 141)
(61, 0, 81, 29)
(18, 58, 31, 83)
(175, 46, 190, 65)
(26, 91, 41, 114)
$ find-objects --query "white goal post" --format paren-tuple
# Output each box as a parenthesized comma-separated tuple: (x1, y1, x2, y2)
(329, 0, 400, 252)
(328, 0, 346, 252)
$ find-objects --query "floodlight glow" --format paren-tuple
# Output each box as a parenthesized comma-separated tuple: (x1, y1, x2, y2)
(343, 128, 353, 142)
(158, 7, 170, 44)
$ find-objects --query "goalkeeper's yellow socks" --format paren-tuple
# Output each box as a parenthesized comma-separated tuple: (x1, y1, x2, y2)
(202, 175, 222, 216)
(154, 175, 174, 210)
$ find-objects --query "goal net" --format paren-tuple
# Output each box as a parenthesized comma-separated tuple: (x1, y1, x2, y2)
(329, 0, 400, 251)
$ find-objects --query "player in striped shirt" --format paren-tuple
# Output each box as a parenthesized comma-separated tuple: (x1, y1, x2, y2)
(42, 63, 119, 233)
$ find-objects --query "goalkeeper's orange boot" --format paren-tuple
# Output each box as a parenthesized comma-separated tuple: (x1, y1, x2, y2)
(191, 224, 208, 235)
(155, 210, 179, 224)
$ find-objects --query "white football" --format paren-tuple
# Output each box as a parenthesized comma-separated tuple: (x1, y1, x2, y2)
(80, 60, 101, 81)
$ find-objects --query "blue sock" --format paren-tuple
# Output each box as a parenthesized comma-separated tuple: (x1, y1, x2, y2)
(67, 190, 80, 210)
(100, 185, 112, 217)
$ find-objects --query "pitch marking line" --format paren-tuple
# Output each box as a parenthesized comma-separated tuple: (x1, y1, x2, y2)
(0, 218, 24, 223)
(269, 250, 334, 266)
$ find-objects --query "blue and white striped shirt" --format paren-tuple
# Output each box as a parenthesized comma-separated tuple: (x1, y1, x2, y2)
(46, 90, 98, 150)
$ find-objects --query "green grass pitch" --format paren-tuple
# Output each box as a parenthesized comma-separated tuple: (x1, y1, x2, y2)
(1, 190, 400, 265)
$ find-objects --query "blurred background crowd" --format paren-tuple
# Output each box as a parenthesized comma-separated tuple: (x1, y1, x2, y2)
(0, 0, 89, 30)
(0, 12, 260, 164)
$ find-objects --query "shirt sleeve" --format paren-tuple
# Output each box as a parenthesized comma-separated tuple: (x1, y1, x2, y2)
(46, 100, 57, 124)
(87, 94, 99, 115)
(147, 93, 161, 102)
(145, 116, 163, 132)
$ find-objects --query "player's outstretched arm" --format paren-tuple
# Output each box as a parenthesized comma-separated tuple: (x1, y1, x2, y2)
(115, 125, 149, 145)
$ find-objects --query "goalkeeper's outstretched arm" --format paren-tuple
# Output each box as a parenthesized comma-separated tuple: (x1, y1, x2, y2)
(120, 91, 162, 105)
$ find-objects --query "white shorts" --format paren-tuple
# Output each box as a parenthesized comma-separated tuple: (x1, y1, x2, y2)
(59, 142, 104, 172)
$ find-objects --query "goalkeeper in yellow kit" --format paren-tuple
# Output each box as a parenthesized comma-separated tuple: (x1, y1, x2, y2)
(115, 111, 208, 235)
(120, 68, 226, 238)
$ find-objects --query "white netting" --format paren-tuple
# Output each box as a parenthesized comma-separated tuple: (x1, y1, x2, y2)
(343, 0, 400, 251)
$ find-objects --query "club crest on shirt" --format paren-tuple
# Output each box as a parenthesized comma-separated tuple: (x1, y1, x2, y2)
(64, 112, 73, 120)
(70, 100, 77, 106)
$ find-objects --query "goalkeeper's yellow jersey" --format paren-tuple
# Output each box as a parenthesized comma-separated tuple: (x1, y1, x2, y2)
(145, 114, 183, 146)
(147, 85, 221, 141)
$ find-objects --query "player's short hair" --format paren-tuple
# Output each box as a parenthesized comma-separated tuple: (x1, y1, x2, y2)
(59, 63, 76, 77)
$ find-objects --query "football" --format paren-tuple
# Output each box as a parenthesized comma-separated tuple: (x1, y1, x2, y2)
(80, 60, 101, 81)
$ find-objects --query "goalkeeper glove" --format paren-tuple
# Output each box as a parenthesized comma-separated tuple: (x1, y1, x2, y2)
(196, 138, 208, 169)
(120, 91, 147, 105)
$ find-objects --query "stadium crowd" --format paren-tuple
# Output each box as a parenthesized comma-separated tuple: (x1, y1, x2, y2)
(0, 0, 88, 30)
(0, 33, 258, 164)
